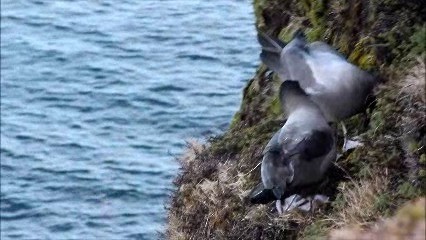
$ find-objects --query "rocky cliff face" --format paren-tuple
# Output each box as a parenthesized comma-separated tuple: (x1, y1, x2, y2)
(167, 1, 425, 239)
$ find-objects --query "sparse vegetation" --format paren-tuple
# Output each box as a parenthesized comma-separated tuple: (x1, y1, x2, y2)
(167, 0, 425, 239)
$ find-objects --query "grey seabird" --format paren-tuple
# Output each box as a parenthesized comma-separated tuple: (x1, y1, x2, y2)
(258, 31, 376, 122)
(259, 80, 337, 214)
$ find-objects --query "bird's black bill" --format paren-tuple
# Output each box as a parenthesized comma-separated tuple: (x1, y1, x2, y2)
(248, 182, 276, 204)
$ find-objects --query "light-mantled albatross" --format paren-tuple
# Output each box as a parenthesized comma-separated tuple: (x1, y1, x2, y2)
(258, 31, 377, 122)
(257, 80, 337, 214)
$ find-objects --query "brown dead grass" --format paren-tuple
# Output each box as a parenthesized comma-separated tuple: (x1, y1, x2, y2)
(329, 171, 390, 227)
(398, 58, 425, 103)
(396, 60, 426, 184)
(329, 198, 425, 240)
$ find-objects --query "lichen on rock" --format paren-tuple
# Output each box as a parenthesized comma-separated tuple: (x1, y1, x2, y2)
(167, 0, 425, 239)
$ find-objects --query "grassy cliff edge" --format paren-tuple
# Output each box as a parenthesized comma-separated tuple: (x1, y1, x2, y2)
(167, 1, 425, 239)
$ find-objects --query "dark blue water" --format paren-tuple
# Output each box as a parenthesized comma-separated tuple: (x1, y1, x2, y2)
(1, 0, 258, 239)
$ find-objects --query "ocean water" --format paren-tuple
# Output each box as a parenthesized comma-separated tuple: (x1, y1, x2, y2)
(1, 0, 258, 239)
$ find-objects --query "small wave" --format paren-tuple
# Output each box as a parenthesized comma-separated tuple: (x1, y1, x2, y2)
(25, 20, 48, 28)
(42, 185, 99, 199)
(33, 95, 75, 103)
(69, 123, 83, 129)
(48, 222, 74, 232)
(0, 148, 43, 162)
(107, 99, 135, 108)
(15, 111, 47, 119)
(143, 34, 174, 42)
(94, 74, 107, 79)
(104, 188, 141, 200)
(121, 220, 139, 226)
(15, 134, 46, 143)
(0, 147, 15, 158)
(2, 15, 23, 21)
(33, 167, 90, 176)
(132, 96, 176, 108)
(190, 91, 232, 97)
(52, 24, 74, 32)
(96, 117, 129, 125)
(1, 211, 50, 221)
(177, 54, 220, 62)
(31, 0, 45, 6)
(1, 164, 14, 171)
(4, 233, 25, 239)
(126, 233, 150, 240)
(85, 221, 109, 228)
(147, 85, 187, 93)
(128, 143, 157, 150)
(120, 212, 139, 218)
(50, 142, 96, 150)
(1, 198, 33, 213)
(68, 175, 99, 182)
(105, 166, 163, 176)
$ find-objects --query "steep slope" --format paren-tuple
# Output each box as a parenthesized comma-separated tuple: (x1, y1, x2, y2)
(167, 1, 425, 239)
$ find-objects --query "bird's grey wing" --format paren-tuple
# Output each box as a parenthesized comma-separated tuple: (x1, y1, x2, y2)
(258, 31, 316, 90)
(309, 41, 346, 60)
(257, 32, 287, 77)
(285, 129, 334, 161)
(278, 34, 317, 89)
(262, 130, 281, 155)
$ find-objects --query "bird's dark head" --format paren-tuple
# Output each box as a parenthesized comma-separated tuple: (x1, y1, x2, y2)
(261, 149, 294, 200)
(279, 80, 307, 98)
(279, 80, 310, 114)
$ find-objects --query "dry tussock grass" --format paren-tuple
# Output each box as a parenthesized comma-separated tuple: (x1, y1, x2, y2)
(329, 171, 390, 227)
(398, 58, 425, 103)
(329, 198, 425, 240)
(395, 60, 426, 183)
(179, 139, 205, 166)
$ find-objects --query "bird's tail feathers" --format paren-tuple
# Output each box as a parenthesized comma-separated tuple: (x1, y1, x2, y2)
(257, 32, 286, 53)
(257, 32, 286, 73)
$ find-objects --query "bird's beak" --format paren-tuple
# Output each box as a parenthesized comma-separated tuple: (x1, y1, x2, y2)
(272, 186, 284, 200)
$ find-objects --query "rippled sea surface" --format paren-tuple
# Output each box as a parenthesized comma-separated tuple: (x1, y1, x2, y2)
(1, 0, 258, 239)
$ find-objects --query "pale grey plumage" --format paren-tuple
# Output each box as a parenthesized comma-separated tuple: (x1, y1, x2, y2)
(258, 32, 376, 122)
(260, 81, 337, 202)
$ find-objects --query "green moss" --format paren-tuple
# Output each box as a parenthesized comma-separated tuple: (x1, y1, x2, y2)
(397, 182, 421, 199)
(409, 25, 426, 56)
(343, 114, 367, 136)
(267, 95, 282, 117)
(374, 193, 392, 215)
(407, 141, 419, 154)
(229, 111, 241, 129)
(279, 28, 298, 43)
(296, 0, 328, 42)
(331, 190, 346, 210)
(419, 169, 426, 178)
(300, 221, 329, 240)
(253, 0, 267, 29)
(357, 164, 373, 179)
(420, 154, 426, 164)
(347, 37, 377, 70)
(369, 110, 385, 134)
